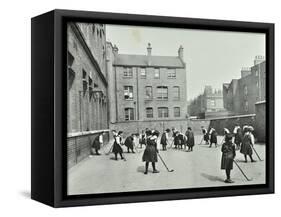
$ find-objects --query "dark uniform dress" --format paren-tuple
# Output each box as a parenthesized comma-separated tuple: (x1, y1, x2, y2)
(160, 132, 168, 150)
(202, 129, 209, 143)
(112, 136, 123, 154)
(139, 134, 146, 148)
(92, 135, 101, 154)
(124, 136, 134, 152)
(240, 133, 253, 156)
(186, 131, 195, 150)
(210, 131, 217, 144)
(142, 137, 158, 163)
(234, 131, 243, 149)
(221, 142, 236, 170)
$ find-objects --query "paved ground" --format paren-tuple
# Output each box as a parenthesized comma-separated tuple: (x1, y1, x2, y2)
(68, 135, 266, 195)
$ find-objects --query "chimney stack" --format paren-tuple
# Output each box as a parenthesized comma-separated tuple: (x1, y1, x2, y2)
(113, 44, 119, 55)
(147, 43, 152, 56)
(178, 45, 184, 59)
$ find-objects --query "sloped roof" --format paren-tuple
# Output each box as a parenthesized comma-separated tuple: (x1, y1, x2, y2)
(113, 54, 185, 68)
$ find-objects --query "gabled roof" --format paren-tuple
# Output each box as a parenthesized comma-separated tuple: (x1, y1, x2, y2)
(113, 54, 185, 68)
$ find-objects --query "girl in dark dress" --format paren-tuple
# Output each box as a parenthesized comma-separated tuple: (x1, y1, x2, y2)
(112, 131, 125, 161)
(240, 126, 255, 163)
(139, 130, 146, 148)
(91, 132, 104, 155)
(142, 130, 160, 174)
(209, 128, 218, 148)
(202, 127, 209, 145)
(221, 134, 236, 183)
(124, 134, 135, 153)
(234, 126, 243, 150)
(160, 129, 170, 151)
(186, 127, 195, 151)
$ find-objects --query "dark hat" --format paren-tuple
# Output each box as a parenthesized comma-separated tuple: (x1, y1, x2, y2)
(188, 127, 192, 130)
(118, 131, 123, 135)
(146, 130, 152, 136)
(165, 128, 171, 133)
(152, 130, 160, 137)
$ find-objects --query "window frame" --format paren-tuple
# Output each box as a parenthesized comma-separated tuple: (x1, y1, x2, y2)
(156, 86, 168, 100)
(158, 107, 169, 118)
(146, 107, 153, 118)
(124, 108, 135, 121)
(124, 86, 134, 100)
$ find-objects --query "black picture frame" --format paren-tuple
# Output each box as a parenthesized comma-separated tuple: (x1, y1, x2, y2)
(31, 9, 274, 207)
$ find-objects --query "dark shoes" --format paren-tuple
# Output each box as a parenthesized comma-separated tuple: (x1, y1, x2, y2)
(144, 171, 148, 175)
(153, 170, 160, 173)
(224, 179, 234, 183)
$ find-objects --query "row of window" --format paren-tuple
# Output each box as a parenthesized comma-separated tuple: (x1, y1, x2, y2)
(123, 67, 176, 79)
(124, 86, 180, 100)
(124, 107, 181, 121)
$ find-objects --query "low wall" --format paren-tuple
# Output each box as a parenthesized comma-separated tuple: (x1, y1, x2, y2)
(255, 101, 266, 142)
(208, 114, 256, 136)
(110, 119, 210, 137)
(67, 130, 109, 169)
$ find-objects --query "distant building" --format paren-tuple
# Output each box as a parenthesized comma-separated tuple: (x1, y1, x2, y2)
(223, 56, 266, 115)
(67, 23, 109, 168)
(106, 43, 188, 135)
(188, 86, 226, 119)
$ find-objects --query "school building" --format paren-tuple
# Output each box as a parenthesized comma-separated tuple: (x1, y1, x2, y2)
(67, 23, 110, 168)
(223, 56, 266, 115)
(106, 42, 188, 136)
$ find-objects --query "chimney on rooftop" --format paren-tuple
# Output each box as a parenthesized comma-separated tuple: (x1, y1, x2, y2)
(147, 43, 152, 56)
(113, 44, 118, 55)
(178, 45, 184, 59)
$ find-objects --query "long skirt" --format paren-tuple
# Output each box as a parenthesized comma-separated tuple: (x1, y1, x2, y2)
(240, 143, 253, 155)
(112, 142, 123, 154)
(203, 134, 209, 141)
(221, 153, 234, 170)
(142, 145, 158, 162)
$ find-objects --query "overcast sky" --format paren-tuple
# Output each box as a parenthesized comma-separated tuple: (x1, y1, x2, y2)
(106, 24, 265, 100)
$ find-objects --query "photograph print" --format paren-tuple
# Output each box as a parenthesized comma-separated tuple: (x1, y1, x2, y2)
(67, 22, 266, 196)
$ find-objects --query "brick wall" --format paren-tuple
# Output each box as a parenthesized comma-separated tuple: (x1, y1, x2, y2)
(110, 119, 210, 138)
(67, 131, 109, 169)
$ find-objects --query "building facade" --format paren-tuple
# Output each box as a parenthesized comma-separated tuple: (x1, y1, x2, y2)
(106, 43, 188, 135)
(67, 23, 109, 168)
(188, 86, 226, 119)
(223, 56, 266, 115)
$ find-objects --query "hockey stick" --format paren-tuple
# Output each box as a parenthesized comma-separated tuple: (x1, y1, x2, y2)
(251, 145, 263, 161)
(233, 160, 253, 181)
(157, 153, 174, 172)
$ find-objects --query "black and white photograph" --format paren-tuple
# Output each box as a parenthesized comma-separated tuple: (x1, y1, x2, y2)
(67, 22, 267, 196)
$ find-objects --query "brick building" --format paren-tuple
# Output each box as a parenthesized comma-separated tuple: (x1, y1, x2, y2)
(223, 56, 266, 115)
(188, 86, 226, 119)
(67, 23, 109, 168)
(106, 43, 188, 135)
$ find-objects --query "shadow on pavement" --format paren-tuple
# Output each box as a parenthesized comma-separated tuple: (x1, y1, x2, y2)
(201, 173, 225, 183)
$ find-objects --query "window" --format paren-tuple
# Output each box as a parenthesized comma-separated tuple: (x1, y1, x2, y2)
(82, 69, 88, 95)
(125, 108, 134, 121)
(145, 86, 153, 100)
(244, 85, 248, 96)
(168, 69, 176, 78)
(140, 68, 146, 78)
(173, 86, 180, 100)
(244, 101, 249, 112)
(256, 81, 259, 88)
(174, 107, 180, 117)
(123, 67, 133, 77)
(154, 68, 160, 78)
(157, 86, 168, 100)
(158, 107, 169, 118)
(67, 52, 75, 89)
(88, 76, 93, 99)
(124, 86, 133, 100)
(146, 107, 153, 118)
